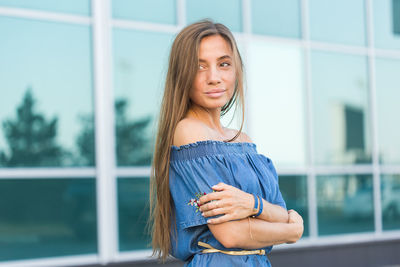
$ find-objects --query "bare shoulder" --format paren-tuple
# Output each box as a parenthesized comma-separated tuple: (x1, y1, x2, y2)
(173, 118, 210, 147)
(225, 128, 253, 143)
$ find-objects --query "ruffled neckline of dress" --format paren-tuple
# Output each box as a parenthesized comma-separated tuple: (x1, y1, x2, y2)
(170, 140, 257, 161)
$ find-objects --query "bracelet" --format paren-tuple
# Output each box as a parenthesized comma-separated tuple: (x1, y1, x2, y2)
(251, 194, 259, 215)
(254, 196, 263, 217)
(248, 217, 254, 240)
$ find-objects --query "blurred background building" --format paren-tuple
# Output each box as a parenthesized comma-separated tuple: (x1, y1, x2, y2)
(0, 0, 399, 266)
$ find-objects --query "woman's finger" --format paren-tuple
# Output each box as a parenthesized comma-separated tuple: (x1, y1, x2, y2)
(199, 199, 226, 212)
(211, 182, 231, 191)
(199, 191, 224, 205)
(207, 214, 232, 224)
(202, 207, 225, 218)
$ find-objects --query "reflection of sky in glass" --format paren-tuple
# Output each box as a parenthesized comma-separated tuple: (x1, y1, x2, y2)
(0, 0, 90, 15)
(251, 0, 301, 38)
(113, 29, 173, 130)
(0, 17, 93, 154)
(0, 179, 97, 260)
(186, 0, 242, 32)
(311, 50, 371, 165)
(373, 0, 400, 49)
(112, 0, 176, 24)
(117, 177, 150, 251)
(317, 174, 374, 235)
(381, 174, 400, 230)
(309, 0, 366, 46)
(375, 58, 400, 164)
(247, 40, 306, 166)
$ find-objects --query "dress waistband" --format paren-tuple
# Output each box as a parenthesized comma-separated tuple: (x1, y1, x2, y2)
(198, 241, 265, 256)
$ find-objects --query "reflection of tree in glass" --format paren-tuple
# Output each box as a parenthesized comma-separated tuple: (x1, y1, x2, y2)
(76, 114, 95, 166)
(115, 99, 152, 166)
(76, 98, 153, 166)
(0, 89, 63, 167)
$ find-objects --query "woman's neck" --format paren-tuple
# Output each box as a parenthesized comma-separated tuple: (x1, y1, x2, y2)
(186, 105, 225, 135)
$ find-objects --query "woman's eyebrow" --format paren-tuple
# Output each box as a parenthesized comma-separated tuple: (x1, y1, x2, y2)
(218, 55, 232, 60)
(198, 55, 232, 62)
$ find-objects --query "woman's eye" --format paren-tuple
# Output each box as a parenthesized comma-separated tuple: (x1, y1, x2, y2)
(199, 64, 205, 70)
(220, 62, 231, 67)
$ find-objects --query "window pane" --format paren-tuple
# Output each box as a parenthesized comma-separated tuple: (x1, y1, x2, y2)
(248, 41, 306, 166)
(317, 174, 374, 235)
(373, 0, 400, 50)
(112, 0, 176, 24)
(0, 179, 97, 261)
(186, 0, 242, 32)
(375, 58, 400, 164)
(113, 29, 173, 166)
(279, 175, 309, 237)
(382, 174, 400, 230)
(0, 0, 90, 16)
(309, 0, 367, 46)
(251, 0, 301, 38)
(0, 17, 94, 167)
(117, 177, 150, 251)
(311, 51, 371, 165)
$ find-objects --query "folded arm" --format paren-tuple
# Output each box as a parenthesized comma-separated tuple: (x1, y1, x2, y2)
(209, 210, 303, 249)
(199, 183, 288, 224)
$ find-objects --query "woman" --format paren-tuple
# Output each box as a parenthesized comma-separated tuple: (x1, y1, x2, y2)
(150, 20, 304, 266)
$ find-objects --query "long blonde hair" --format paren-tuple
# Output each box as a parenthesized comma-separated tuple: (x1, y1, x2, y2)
(149, 20, 245, 261)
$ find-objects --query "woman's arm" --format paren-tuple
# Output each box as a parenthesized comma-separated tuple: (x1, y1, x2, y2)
(199, 183, 288, 223)
(209, 209, 304, 249)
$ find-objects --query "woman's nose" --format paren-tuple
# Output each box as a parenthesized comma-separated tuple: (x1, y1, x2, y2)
(207, 66, 221, 85)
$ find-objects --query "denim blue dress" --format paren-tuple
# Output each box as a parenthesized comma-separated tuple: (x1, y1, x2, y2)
(169, 140, 287, 267)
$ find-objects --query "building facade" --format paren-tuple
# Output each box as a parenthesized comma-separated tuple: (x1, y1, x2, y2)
(0, 0, 399, 266)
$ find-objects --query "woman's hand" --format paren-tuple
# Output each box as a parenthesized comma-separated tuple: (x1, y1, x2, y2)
(286, 209, 304, 243)
(198, 182, 254, 224)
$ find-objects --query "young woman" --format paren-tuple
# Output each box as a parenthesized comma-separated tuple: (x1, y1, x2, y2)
(150, 20, 304, 266)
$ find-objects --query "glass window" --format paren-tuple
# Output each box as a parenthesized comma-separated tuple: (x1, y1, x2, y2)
(112, 29, 173, 166)
(0, 0, 90, 16)
(382, 174, 400, 230)
(317, 174, 374, 235)
(373, 0, 400, 49)
(112, 0, 176, 25)
(311, 51, 371, 165)
(0, 17, 94, 167)
(0, 179, 97, 261)
(117, 177, 150, 251)
(375, 57, 400, 164)
(309, 0, 367, 46)
(186, 0, 242, 32)
(251, 0, 301, 39)
(394, 0, 400, 35)
(279, 175, 309, 237)
(247, 40, 306, 167)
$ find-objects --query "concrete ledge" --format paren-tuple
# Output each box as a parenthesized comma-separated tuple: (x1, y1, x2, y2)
(82, 239, 400, 267)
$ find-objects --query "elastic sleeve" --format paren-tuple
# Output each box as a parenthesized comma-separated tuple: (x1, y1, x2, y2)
(169, 157, 234, 230)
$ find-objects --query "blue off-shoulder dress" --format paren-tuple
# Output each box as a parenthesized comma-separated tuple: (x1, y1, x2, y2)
(168, 140, 287, 267)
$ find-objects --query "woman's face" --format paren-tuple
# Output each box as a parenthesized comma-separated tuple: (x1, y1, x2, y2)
(190, 34, 236, 110)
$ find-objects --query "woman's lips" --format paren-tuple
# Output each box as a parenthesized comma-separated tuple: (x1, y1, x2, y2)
(205, 89, 226, 98)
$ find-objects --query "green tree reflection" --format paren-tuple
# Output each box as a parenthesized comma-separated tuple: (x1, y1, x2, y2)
(0, 89, 153, 167)
(0, 89, 63, 167)
(114, 99, 152, 166)
(75, 98, 153, 166)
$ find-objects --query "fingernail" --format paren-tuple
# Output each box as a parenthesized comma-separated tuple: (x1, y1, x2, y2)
(201, 213, 204, 216)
